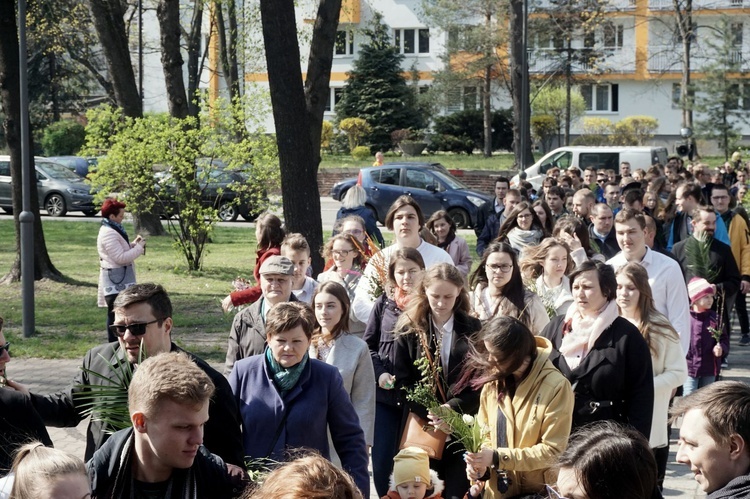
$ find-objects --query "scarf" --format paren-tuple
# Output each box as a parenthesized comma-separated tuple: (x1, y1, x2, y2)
(393, 286, 412, 311)
(265, 347, 308, 395)
(102, 218, 130, 245)
(560, 300, 619, 366)
(437, 232, 456, 251)
(506, 227, 542, 252)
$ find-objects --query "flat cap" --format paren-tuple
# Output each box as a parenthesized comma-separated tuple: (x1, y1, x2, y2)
(259, 256, 294, 276)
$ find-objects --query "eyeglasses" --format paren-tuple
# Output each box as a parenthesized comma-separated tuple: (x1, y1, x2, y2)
(487, 263, 513, 273)
(109, 319, 161, 337)
(343, 229, 364, 236)
(332, 249, 355, 257)
(545, 485, 569, 499)
(0, 342, 9, 356)
(597, 178, 607, 183)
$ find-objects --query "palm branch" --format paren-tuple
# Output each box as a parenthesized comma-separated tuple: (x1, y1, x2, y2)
(685, 235, 719, 283)
(74, 342, 144, 433)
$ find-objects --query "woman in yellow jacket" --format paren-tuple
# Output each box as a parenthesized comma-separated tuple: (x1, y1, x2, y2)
(463, 316, 574, 498)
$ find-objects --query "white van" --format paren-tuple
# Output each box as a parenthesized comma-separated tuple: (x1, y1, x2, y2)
(512, 146, 669, 189)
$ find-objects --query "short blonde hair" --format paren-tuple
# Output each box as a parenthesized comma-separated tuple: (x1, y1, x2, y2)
(281, 233, 312, 257)
(266, 302, 316, 340)
(10, 442, 87, 499)
(244, 453, 363, 499)
(128, 351, 214, 418)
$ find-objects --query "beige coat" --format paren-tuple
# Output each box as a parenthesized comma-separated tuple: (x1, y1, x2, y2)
(96, 225, 144, 307)
(648, 329, 687, 448)
(478, 336, 574, 498)
(471, 283, 550, 334)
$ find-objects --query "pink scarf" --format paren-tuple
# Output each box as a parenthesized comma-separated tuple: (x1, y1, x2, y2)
(560, 300, 619, 364)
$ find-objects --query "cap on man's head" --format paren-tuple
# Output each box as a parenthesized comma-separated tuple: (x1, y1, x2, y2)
(688, 277, 716, 303)
(392, 447, 431, 486)
(259, 256, 294, 276)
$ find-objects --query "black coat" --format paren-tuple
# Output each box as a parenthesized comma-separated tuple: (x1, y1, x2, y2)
(475, 198, 503, 237)
(362, 294, 404, 407)
(0, 388, 53, 472)
(31, 342, 245, 466)
(588, 225, 620, 260)
(541, 314, 654, 438)
(88, 427, 242, 499)
(394, 311, 482, 418)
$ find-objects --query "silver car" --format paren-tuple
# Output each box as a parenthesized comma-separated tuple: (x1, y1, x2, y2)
(0, 156, 96, 216)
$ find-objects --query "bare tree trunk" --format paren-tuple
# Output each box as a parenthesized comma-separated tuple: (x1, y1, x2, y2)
(564, 44, 572, 146)
(0, 0, 61, 283)
(185, 0, 203, 118)
(509, 0, 534, 167)
(260, 0, 336, 274)
(482, 10, 493, 158)
(87, 0, 165, 235)
(675, 0, 695, 157)
(157, 0, 188, 119)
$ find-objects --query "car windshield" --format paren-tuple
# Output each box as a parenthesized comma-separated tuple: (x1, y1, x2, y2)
(38, 161, 82, 181)
(431, 170, 469, 190)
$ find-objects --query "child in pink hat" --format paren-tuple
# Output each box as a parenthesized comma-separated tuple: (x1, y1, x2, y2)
(684, 277, 729, 395)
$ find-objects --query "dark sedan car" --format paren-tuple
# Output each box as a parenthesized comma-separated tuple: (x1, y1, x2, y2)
(330, 163, 492, 229)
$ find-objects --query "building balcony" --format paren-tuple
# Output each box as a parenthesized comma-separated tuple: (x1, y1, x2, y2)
(531, 0, 636, 12)
(649, 0, 749, 9)
(528, 46, 636, 74)
(647, 45, 748, 71)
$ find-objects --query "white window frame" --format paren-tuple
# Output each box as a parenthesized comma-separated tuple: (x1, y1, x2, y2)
(580, 84, 616, 113)
(394, 28, 430, 54)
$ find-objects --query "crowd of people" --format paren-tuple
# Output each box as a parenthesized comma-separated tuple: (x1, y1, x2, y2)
(1, 156, 750, 498)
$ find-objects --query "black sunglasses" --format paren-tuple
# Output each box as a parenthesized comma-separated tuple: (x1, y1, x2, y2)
(109, 319, 161, 337)
(0, 342, 9, 356)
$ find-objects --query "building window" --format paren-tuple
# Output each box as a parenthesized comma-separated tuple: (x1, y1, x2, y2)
(394, 28, 430, 54)
(325, 88, 345, 112)
(580, 83, 619, 112)
(603, 23, 624, 49)
(463, 86, 478, 110)
(672, 82, 682, 109)
(730, 83, 741, 110)
(334, 30, 354, 56)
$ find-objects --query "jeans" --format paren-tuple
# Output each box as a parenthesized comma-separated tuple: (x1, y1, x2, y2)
(736, 292, 749, 337)
(684, 375, 717, 395)
(372, 402, 403, 497)
(105, 293, 118, 342)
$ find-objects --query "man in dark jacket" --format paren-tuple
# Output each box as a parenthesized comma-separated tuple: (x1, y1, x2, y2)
(19, 283, 244, 466)
(672, 381, 750, 498)
(88, 351, 244, 498)
(225, 256, 299, 374)
(672, 205, 741, 342)
(474, 177, 509, 237)
(588, 203, 620, 259)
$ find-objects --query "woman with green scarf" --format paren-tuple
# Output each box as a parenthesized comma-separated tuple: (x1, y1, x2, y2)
(228, 302, 370, 496)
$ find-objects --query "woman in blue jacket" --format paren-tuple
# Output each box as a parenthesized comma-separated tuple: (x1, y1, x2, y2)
(229, 302, 370, 497)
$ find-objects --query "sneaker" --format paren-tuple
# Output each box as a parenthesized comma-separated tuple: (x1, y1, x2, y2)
(740, 335, 750, 346)
(721, 360, 730, 369)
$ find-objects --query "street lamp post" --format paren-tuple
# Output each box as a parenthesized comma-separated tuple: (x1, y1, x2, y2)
(18, 0, 35, 337)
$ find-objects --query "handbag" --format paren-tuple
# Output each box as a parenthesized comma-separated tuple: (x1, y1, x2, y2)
(399, 326, 449, 459)
(399, 411, 448, 459)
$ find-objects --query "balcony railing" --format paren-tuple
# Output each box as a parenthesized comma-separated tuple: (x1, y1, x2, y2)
(649, 0, 747, 9)
(528, 46, 636, 73)
(647, 45, 748, 71)
(531, 0, 636, 11)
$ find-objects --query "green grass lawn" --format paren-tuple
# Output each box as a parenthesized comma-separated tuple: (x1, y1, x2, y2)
(0, 219, 479, 361)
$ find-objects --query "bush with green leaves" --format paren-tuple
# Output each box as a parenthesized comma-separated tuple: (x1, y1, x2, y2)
(83, 96, 278, 271)
(611, 116, 658, 146)
(40, 120, 86, 156)
(431, 109, 513, 154)
(531, 115, 558, 153)
(351, 145, 371, 160)
(339, 117, 372, 152)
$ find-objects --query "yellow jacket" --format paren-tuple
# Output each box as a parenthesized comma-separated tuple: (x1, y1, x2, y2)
(477, 336, 574, 498)
(727, 212, 750, 277)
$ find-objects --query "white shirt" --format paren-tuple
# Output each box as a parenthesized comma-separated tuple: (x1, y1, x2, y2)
(292, 276, 319, 304)
(607, 247, 691, 354)
(434, 314, 455, 375)
(352, 239, 453, 322)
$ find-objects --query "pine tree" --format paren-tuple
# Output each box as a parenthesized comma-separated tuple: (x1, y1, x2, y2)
(336, 13, 424, 152)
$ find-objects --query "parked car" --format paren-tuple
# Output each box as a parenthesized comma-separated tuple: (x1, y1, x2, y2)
(155, 160, 267, 222)
(330, 163, 492, 229)
(512, 146, 669, 189)
(0, 156, 97, 216)
(47, 156, 91, 178)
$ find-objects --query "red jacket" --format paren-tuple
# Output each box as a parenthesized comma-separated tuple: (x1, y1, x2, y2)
(230, 246, 280, 307)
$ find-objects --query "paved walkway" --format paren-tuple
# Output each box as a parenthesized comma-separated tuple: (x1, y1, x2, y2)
(9, 339, 750, 498)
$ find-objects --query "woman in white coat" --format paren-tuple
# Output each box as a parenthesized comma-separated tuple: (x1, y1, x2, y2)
(310, 281, 376, 466)
(616, 262, 687, 490)
(97, 199, 146, 341)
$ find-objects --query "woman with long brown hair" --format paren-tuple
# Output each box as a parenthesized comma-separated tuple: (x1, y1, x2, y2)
(469, 241, 549, 333)
(520, 238, 575, 317)
(496, 202, 547, 256)
(615, 262, 687, 489)
(393, 263, 482, 499)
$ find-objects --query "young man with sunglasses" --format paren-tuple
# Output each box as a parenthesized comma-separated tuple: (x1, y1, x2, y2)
(9, 284, 244, 468)
(0, 316, 53, 471)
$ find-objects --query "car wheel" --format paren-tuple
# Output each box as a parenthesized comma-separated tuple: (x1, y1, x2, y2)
(83, 209, 98, 217)
(218, 201, 239, 222)
(1, 206, 12, 215)
(448, 207, 470, 229)
(45, 194, 67, 217)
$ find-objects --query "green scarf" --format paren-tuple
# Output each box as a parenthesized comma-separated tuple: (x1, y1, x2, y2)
(265, 347, 308, 395)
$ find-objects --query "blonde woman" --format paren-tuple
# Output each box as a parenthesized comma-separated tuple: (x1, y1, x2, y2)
(520, 238, 575, 316)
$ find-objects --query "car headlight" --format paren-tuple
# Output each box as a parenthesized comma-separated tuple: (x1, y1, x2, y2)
(66, 188, 89, 195)
(467, 195, 485, 208)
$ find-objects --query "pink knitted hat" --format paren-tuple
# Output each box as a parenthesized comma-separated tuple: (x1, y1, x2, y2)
(688, 277, 716, 304)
